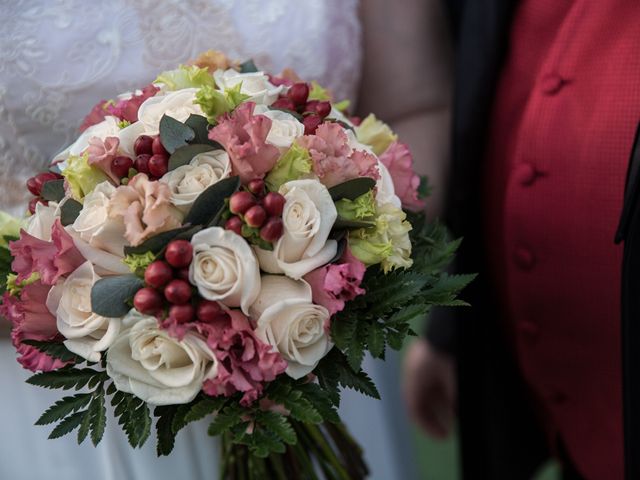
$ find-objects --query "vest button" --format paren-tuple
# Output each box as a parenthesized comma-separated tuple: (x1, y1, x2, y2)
(513, 247, 536, 270)
(515, 163, 538, 186)
(541, 73, 566, 95)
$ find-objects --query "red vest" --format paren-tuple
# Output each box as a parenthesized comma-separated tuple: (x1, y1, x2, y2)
(484, 2, 640, 478)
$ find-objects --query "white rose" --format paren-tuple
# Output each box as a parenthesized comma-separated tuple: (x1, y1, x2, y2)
(25, 201, 59, 241)
(71, 181, 127, 257)
(106, 312, 217, 405)
(189, 227, 261, 314)
(254, 105, 305, 149)
(255, 179, 337, 280)
(213, 69, 283, 105)
(160, 150, 231, 213)
(250, 275, 332, 379)
(54, 116, 121, 165)
(137, 88, 204, 135)
(46, 261, 122, 363)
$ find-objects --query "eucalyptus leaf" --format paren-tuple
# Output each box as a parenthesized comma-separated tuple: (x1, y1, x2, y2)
(184, 176, 240, 226)
(168, 144, 216, 171)
(239, 59, 258, 73)
(123, 225, 196, 256)
(40, 179, 66, 202)
(159, 115, 195, 154)
(90, 275, 144, 318)
(184, 114, 220, 147)
(328, 177, 376, 201)
(60, 199, 83, 226)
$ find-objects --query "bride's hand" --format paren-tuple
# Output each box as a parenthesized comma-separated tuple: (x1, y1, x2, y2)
(403, 338, 456, 439)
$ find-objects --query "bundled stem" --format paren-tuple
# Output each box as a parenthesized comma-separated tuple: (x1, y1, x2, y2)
(222, 420, 369, 480)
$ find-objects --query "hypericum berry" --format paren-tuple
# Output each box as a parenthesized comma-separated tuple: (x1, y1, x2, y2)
(165, 240, 193, 268)
(134, 287, 164, 315)
(303, 115, 322, 135)
(176, 267, 190, 281)
(148, 154, 169, 178)
(164, 279, 192, 305)
(287, 82, 310, 106)
(134, 135, 154, 156)
(196, 300, 224, 322)
(152, 136, 169, 156)
(271, 97, 297, 111)
(260, 217, 284, 243)
(26, 177, 41, 196)
(169, 304, 195, 324)
(111, 155, 133, 179)
(27, 172, 60, 196)
(229, 191, 256, 215)
(247, 179, 265, 196)
(245, 205, 267, 228)
(262, 192, 286, 217)
(144, 260, 174, 289)
(134, 154, 151, 174)
(314, 101, 331, 118)
(224, 216, 243, 236)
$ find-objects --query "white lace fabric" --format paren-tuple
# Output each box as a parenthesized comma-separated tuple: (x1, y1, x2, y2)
(0, 0, 361, 216)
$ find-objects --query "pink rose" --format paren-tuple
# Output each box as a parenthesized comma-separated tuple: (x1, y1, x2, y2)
(87, 136, 120, 182)
(10, 219, 84, 285)
(1, 282, 67, 372)
(202, 310, 287, 406)
(298, 123, 379, 187)
(109, 174, 183, 246)
(304, 248, 366, 316)
(379, 142, 425, 212)
(106, 84, 160, 124)
(208, 102, 280, 183)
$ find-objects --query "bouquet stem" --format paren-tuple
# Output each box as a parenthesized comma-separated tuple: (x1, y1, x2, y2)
(221, 421, 369, 480)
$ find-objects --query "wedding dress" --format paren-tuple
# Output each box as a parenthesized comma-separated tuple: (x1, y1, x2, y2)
(0, 1, 417, 479)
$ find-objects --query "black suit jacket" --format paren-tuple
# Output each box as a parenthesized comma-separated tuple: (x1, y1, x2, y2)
(430, 1, 640, 478)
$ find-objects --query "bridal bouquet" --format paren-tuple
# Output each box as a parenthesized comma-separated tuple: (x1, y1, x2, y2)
(0, 51, 472, 479)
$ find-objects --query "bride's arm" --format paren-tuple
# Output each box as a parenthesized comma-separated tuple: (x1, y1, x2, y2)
(358, 0, 454, 219)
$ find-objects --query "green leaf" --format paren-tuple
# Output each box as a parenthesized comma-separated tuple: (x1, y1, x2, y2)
(40, 179, 65, 202)
(208, 406, 244, 436)
(60, 199, 83, 226)
(77, 409, 91, 444)
(367, 323, 385, 358)
(48, 410, 86, 439)
(328, 177, 376, 201)
(154, 405, 178, 456)
(159, 115, 195, 154)
(184, 114, 220, 146)
(316, 349, 380, 399)
(239, 59, 258, 73)
(332, 217, 375, 230)
(184, 175, 240, 226)
(295, 382, 340, 423)
(90, 274, 143, 317)
(27, 367, 107, 391)
(89, 392, 107, 446)
(385, 304, 429, 326)
(21, 340, 83, 363)
(36, 393, 93, 425)
(113, 392, 152, 448)
(168, 144, 216, 171)
(183, 397, 226, 424)
(123, 225, 198, 256)
(256, 411, 296, 445)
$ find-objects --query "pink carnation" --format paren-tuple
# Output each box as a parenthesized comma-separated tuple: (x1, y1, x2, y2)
(1, 282, 67, 372)
(79, 99, 110, 132)
(202, 310, 287, 406)
(304, 248, 366, 316)
(298, 123, 379, 187)
(10, 219, 84, 285)
(87, 136, 120, 182)
(379, 142, 426, 211)
(106, 84, 160, 124)
(208, 102, 280, 183)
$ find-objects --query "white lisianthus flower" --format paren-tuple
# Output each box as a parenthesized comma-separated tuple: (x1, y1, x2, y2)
(253, 105, 305, 149)
(46, 261, 122, 363)
(106, 311, 217, 405)
(255, 179, 337, 280)
(160, 150, 231, 213)
(25, 201, 59, 241)
(375, 161, 402, 208)
(250, 275, 332, 379)
(213, 69, 283, 105)
(137, 88, 204, 134)
(53, 116, 121, 165)
(189, 227, 261, 314)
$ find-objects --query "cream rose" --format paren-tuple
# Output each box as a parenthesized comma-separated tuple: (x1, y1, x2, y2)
(253, 105, 305, 149)
(137, 88, 204, 135)
(106, 312, 217, 405)
(160, 150, 231, 213)
(255, 179, 337, 280)
(189, 227, 261, 314)
(26, 201, 59, 241)
(213, 69, 283, 105)
(46, 261, 122, 363)
(250, 275, 332, 379)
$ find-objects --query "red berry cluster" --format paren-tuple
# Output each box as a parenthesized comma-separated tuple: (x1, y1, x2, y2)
(26, 172, 63, 214)
(126, 134, 170, 181)
(224, 179, 285, 245)
(271, 82, 331, 135)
